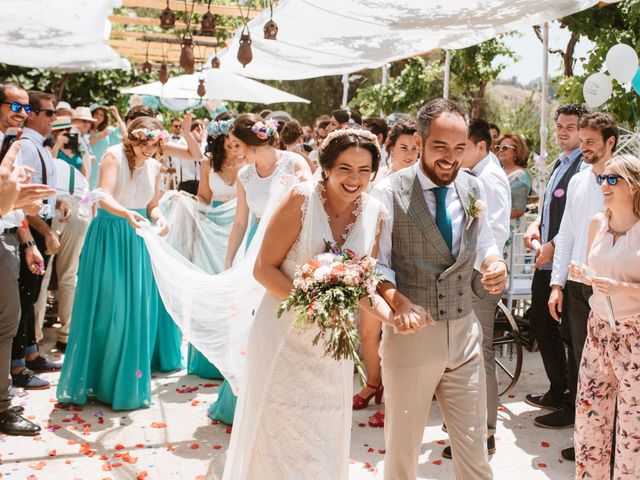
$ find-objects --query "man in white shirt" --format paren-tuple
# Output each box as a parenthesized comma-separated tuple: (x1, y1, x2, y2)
(11, 91, 69, 390)
(163, 118, 184, 190)
(547, 112, 617, 460)
(374, 99, 507, 479)
(440, 118, 511, 459)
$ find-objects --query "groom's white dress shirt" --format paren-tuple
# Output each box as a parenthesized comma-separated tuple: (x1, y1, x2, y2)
(373, 163, 500, 284)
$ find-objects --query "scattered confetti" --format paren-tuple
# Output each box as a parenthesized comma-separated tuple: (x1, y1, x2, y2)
(537, 463, 547, 468)
(212, 445, 223, 450)
(433, 460, 442, 465)
(436, 440, 446, 445)
(136, 472, 149, 480)
(29, 461, 47, 470)
(367, 447, 374, 453)
(151, 422, 167, 429)
(190, 444, 200, 450)
(115, 444, 125, 451)
(541, 441, 551, 448)
(135, 370, 143, 379)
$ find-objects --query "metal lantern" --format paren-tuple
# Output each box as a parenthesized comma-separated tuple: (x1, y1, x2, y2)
(237, 32, 253, 68)
(159, 63, 169, 84)
(159, 4, 176, 30)
(200, 11, 216, 35)
(179, 36, 195, 74)
(142, 61, 153, 74)
(197, 78, 206, 98)
(211, 55, 221, 69)
(263, 19, 278, 40)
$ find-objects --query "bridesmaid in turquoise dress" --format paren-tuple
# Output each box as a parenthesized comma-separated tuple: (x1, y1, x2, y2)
(89, 106, 124, 189)
(185, 119, 241, 380)
(56, 116, 173, 410)
(209, 114, 312, 424)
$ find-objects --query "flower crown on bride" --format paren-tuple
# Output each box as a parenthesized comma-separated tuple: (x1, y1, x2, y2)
(251, 119, 279, 140)
(319, 128, 380, 155)
(130, 128, 169, 143)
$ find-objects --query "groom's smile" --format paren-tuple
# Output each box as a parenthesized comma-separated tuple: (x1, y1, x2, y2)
(414, 112, 468, 186)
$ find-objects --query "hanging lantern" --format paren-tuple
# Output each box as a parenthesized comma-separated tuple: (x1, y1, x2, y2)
(237, 31, 253, 68)
(200, 11, 216, 35)
(159, 1, 176, 30)
(263, 19, 278, 40)
(211, 55, 221, 69)
(179, 35, 195, 74)
(142, 61, 153, 74)
(197, 78, 206, 98)
(159, 63, 169, 84)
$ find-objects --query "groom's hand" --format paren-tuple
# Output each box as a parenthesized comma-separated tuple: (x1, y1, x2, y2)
(482, 259, 508, 294)
(394, 302, 428, 335)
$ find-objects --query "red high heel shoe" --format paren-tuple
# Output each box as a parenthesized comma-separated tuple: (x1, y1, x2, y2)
(352, 382, 383, 410)
(368, 410, 385, 428)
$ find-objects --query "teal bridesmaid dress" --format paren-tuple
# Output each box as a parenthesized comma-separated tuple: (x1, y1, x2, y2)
(208, 219, 259, 424)
(89, 127, 122, 189)
(56, 209, 160, 410)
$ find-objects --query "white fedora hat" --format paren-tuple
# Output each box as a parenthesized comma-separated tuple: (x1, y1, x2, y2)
(72, 106, 96, 122)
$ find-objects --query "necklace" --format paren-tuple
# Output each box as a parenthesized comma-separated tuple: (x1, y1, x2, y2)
(607, 222, 631, 237)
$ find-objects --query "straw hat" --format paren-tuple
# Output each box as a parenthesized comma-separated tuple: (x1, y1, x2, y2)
(56, 101, 73, 112)
(52, 116, 73, 130)
(72, 106, 96, 122)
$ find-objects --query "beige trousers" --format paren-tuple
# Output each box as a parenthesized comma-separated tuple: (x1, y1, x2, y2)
(34, 203, 91, 343)
(381, 314, 493, 480)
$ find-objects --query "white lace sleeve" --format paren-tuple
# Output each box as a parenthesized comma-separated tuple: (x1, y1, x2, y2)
(376, 202, 389, 239)
(291, 181, 313, 221)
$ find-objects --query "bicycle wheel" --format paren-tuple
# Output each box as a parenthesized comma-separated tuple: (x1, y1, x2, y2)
(493, 301, 523, 396)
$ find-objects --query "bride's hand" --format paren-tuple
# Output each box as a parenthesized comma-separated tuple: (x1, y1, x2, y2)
(155, 217, 170, 237)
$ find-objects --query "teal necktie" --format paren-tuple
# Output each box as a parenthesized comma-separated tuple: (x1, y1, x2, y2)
(432, 187, 452, 251)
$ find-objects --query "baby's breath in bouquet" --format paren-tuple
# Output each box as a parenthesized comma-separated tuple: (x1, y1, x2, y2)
(277, 241, 382, 382)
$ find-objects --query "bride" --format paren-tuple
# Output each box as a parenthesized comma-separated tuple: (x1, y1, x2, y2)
(222, 128, 394, 479)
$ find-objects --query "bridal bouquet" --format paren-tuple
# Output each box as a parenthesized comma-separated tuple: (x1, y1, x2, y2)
(277, 241, 382, 382)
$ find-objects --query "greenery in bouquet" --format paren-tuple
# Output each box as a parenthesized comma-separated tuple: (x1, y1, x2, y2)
(277, 241, 382, 383)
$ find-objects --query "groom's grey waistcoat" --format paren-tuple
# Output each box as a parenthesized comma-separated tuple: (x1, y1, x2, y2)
(390, 168, 482, 322)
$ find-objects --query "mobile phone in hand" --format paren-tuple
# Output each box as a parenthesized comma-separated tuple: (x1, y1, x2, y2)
(0, 127, 22, 164)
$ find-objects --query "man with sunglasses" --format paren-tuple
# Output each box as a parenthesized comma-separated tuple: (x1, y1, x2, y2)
(523, 103, 588, 429)
(547, 112, 618, 460)
(10, 90, 68, 392)
(0, 82, 51, 436)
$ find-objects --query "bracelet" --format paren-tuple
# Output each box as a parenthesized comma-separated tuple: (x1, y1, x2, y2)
(21, 240, 36, 250)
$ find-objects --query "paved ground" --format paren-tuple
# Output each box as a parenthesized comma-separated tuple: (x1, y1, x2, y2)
(0, 327, 575, 480)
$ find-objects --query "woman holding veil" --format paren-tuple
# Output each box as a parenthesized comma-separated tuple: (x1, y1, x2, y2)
(207, 114, 312, 425)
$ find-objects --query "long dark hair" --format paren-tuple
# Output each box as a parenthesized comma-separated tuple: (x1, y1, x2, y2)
(206, 135, 227, 173)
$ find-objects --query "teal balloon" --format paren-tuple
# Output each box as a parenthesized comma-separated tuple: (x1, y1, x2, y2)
(633, 67, 640, 96)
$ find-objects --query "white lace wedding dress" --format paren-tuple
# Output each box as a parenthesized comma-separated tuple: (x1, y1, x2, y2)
(222, 181, 385, 480)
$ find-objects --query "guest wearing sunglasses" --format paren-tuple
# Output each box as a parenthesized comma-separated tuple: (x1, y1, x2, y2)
(568, 154, 640, 478)
(495, 133, 532, 224)
(11, 90, 70, 391)
(548, 112, 618, 461)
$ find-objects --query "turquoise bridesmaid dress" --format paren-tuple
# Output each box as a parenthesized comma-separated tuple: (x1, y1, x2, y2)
(89, 127, 122, 189)
(57, 147, 165, 410)
(56, 208, 159, 410)
(208, 220, 258, 424)
(151, 302, 183, 372)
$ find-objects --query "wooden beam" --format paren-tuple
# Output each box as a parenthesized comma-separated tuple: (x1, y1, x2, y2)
(109, 14, 233, 31)
(121, 0, 258, 18)
(111, 30, 228, 44)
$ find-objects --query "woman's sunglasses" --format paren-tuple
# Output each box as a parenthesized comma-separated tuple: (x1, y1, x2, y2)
(494, 144, 517, 152)
(2, 101, 32, 114)
(596, 174, 622, 186)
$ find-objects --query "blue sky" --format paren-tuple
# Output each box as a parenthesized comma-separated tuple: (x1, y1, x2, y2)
(496, 21, 593, 84)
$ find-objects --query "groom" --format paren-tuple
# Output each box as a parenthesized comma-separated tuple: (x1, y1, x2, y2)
(374, 98, 508, 479)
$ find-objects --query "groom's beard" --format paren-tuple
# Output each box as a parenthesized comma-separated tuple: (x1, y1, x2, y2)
(420, 156, 461, 187)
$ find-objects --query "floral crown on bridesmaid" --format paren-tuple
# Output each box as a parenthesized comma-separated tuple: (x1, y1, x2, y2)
(129, 128, 169, 143)
(251, 119, 279, 140)
(207, 119, 234, 139)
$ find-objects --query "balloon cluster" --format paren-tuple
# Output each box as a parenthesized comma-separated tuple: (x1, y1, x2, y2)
(583, 44, 639, 108)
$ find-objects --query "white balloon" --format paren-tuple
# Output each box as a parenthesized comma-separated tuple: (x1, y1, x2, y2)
(583, 72, 613, 108)
(606, 43, 639, 84)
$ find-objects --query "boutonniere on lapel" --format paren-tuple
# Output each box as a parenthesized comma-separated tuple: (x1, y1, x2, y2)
(465, 193, 486, 230)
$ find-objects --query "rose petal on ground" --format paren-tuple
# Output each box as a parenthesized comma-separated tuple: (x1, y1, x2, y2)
(115, 444, 125, 451)
(151, 422, 166, 428)
(136, 472, 148, 480)
(433, 460, 442, 465)
(102, 462, 112, 472)
(436, 440, 446, 445)
(135, 443, 144, 448)
(226, 427, 232, 434)
(537, 463, 547, 468)
(212, 445, 223, 450)
(541, 441, 550, 448)
(47, 450, 56, 457)
(190, 444, 200, 449)
(166, 444, 175, 452)
(367, 447, 374, 453)
(29, 461, 46, 470)
(111, 463, 122, 468)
